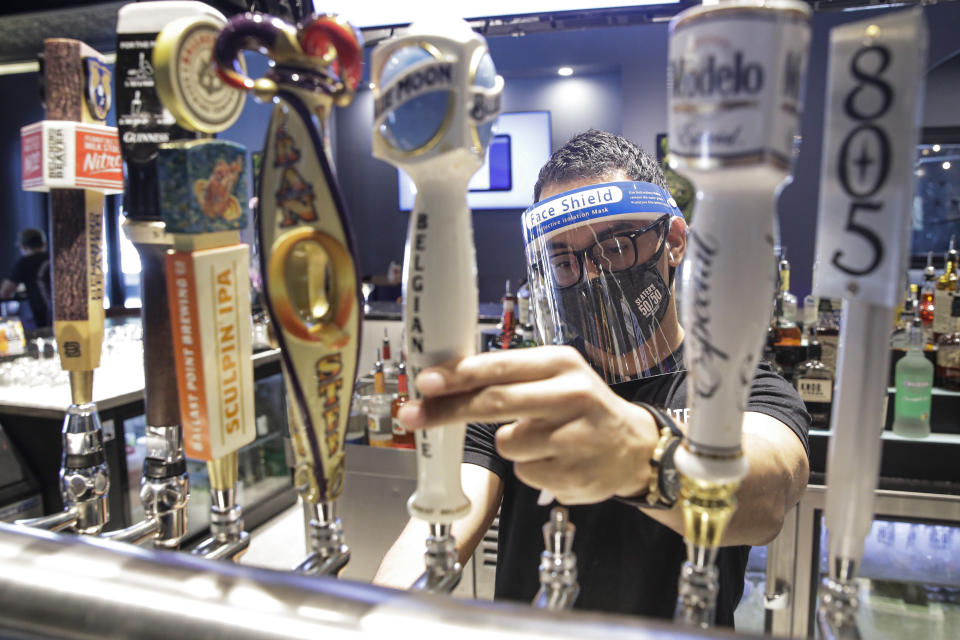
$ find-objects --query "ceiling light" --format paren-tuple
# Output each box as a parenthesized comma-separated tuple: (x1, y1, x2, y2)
(932, 144, 941, 152)
(944, 161, 952, 170)
(557, 66, 573, 77)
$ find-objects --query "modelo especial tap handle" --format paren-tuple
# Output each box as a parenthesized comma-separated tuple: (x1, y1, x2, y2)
(371, 19, 503, 527)
(666, 0, 811, 627)
(213, 14, 362, 575)
(17, 38, 122, 535)
(811, 10, 927, 638)
(669, 0, 810, 480)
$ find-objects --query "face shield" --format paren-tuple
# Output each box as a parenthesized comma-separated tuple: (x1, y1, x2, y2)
(522, 181, 685, 384)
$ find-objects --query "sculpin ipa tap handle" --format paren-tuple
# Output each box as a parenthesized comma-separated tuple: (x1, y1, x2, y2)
(811, 10, 927, 638)
(371, 19, 503, 529)
(153, 12, 255, 562)
(17, 38, 122, 535)
(667, 0, 811, 627)
(111, 0, 224, 550)
(214, 12, 362, 519)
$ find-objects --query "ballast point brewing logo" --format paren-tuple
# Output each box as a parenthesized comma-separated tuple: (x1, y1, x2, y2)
(174, 24, 245, 127)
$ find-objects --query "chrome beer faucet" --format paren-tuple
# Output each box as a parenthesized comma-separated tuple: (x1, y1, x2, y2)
(533, 507, 580, 610)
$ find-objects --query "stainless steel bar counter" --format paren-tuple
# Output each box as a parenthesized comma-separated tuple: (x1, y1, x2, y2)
(0, 520, 760, 640)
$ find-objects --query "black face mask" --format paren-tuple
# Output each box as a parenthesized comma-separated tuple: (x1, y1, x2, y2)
(556, 260, 672, 365)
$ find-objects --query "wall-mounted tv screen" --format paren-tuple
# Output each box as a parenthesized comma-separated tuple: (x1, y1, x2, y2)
(398, 111, 551, 211)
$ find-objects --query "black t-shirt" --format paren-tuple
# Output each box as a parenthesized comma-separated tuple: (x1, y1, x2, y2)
(463, 359, 809, 627)
(10, 252, 52, 328)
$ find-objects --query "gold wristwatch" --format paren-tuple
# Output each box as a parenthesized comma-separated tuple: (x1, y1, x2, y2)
(644, 424, 682, 509)
(616, 402, 682, 510)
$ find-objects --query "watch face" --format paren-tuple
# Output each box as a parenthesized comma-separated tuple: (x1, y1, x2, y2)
(659, 437, 682, 504)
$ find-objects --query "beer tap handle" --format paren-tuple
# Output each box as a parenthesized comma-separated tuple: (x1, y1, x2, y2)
(214, 12, 362, 108)
(811, 9, 927, 637)
(153, 11, 257, 563)
(666, 0, 812, 627)
(370, 18, 503, 593)
(18, 37, 120, 536)
(113, 1, 225, 551)
(214, 11, 363, 575)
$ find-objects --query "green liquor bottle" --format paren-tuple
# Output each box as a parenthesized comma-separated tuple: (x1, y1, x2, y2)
(892, 317, 933, 438)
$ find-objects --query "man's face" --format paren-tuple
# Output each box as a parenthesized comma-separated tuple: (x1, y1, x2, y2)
(533, 173, 688, 378)
(538, 172, 687, 294)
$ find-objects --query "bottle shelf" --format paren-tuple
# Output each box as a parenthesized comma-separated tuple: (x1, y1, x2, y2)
(810, 427, 960, 446)
(887, 385, 960, 397)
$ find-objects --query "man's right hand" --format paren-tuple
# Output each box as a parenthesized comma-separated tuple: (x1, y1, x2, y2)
(396, 346, 662, 506)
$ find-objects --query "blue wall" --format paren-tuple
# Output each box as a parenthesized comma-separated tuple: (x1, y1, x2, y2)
(328, 2, 960, 303)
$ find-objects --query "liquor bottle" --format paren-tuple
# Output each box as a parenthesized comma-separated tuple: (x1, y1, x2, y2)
(367, 349, 393, 447)
(777, 250, 798, 325)
(794, 337, 834, 430)
(919, 250, 936, 343)
(813, 298, 840, 374)
(373, 348, 385, 394)
(500, 279, 518, 350)
(391, 358, 414, 449)
(890, 284, 918, 350)
(381, 328, 392, 363)
(520, 323, 537, 348)
(802, 293, 818, 334)
(517, 280, 531, 327)
(346, 391, 367, 444)
(381, 328, 396, 379)
(762, 326, 785, 378)
(772, 287, 803, 380)
(892, 318, 933, 438)
(935, 280, 960, 391)
(933, 236, 958, 341)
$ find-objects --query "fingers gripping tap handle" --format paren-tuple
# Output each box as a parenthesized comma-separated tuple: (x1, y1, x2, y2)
(371, 19, 503, 525)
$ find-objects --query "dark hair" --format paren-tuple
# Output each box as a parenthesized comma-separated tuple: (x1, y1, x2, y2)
(533, 130, 667, 202)
(20, 228, 46, 250)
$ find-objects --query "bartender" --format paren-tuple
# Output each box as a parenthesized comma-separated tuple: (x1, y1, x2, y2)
(375, 130, 810, 627)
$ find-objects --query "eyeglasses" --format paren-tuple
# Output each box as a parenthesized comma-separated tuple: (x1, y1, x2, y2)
(541, 215, 670, 289)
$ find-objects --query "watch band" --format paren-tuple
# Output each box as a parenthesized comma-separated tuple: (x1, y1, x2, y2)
(615, 402, 683, 510)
